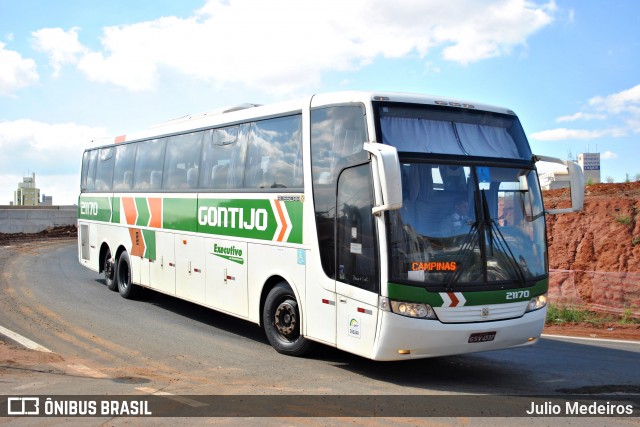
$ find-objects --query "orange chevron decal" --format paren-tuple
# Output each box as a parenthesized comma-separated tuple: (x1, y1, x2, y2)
(274, 200, 288, 242)
(122, 197, 137, 225)
(148, 197, 162, 228)
(129, 228, 145, 258)
(448, 292, 460, 307)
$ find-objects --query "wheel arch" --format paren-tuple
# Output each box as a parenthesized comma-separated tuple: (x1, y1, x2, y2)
(259, 275, 303, 329)
(98, 242, 111, 274)
(114, 244, 128, 263)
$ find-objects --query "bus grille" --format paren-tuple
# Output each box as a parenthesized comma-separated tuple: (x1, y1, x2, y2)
(433, 301, 529, 323)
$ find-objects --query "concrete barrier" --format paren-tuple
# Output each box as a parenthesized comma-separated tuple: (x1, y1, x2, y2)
(0, 206, 77, 234)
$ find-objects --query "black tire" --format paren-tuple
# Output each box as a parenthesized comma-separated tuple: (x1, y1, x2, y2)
(116, 251, 138, 299)
(104, 248, 117, 291)
(263, 282, 312, 356)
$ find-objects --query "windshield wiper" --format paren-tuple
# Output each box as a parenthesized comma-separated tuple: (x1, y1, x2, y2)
(480, 190, 526, 286)
(444, 189, 527, 290)
(444, 222, 480, 291)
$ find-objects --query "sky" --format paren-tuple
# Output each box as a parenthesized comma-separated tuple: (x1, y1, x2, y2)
(1, 0, 639, 205)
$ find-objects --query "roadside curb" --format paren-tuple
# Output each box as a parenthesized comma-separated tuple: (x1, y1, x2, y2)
(541, 333, 640, 345)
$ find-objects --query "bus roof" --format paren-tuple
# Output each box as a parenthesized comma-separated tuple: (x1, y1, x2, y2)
(90, 91, 518, 149)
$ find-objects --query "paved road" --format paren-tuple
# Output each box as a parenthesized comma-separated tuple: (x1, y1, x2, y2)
(1, 240, 639, 425)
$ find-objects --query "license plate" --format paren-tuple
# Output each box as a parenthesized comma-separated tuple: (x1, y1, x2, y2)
(468, 331, 496, 343)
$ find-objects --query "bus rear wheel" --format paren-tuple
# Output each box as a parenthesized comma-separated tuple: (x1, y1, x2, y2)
(116, 251, 138, 299)
(263, 282, 312, 357)
(104, 248, 117, 291)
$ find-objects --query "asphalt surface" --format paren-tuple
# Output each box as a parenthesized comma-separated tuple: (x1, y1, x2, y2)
(1, 239, 639, 425)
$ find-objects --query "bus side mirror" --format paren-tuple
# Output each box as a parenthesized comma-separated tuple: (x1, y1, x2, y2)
(363, 142, 403, 215)
(535, 155, 585, 214)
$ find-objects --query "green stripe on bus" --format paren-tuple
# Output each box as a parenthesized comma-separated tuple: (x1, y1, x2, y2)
(387, 279, 548, 306)
(79, 194, 303, 245)
(196, 198, 278, 241)
(78, 196, 112, 222)
(142, 229, 156, 261)
(284, 200, 303, 244)
(163, 197, 198, 232)
(111, 197, 120, 224)
(135, 197, 150, 227)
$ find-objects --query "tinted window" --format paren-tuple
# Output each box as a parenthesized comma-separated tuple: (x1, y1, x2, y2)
(80, 151, 90, 191)
(83, 150, 99, 191)
(133, 138, 167, 190)
(200, 125, 246, 189)
(113, 143, 136, 191)
(378, 105, 532, 160)
(337, 164, 378, 292)
(311, 105, 368, 279)
(95, 147, 115, 191)
(163, 131, 204, 190)
(245, 115, 302, 189)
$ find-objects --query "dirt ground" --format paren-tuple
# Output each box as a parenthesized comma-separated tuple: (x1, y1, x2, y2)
(0, 224, 77, 245)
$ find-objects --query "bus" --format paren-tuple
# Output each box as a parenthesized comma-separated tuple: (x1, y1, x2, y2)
(78, 91, 584, 361)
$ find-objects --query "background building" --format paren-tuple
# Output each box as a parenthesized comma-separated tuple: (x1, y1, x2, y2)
(577, 152, 601, 184)
(13, 173, 40, 206)
(540, 152, 600, 190)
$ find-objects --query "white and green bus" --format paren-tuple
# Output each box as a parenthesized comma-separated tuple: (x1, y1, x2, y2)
(78, 91, 583, 360)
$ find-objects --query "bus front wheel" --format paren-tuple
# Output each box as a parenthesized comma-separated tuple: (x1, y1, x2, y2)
(116, 251, 138, 299)
(263, 282, 312, 357)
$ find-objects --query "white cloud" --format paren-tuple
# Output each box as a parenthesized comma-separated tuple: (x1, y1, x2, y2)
(529, 127, 625, 141)
(31, 27, 87, 77)
(435, 0, 555, 64)
(0, 42, 39, 96)
(601, 150, 618, 159)
(34, 0, 556, 93)
(0, 119, 107, 191)
(589, 83, 640, 114)
(0, 119, 107, 204)
(535, 83, 640, 141)
(556, 112, 607, 122)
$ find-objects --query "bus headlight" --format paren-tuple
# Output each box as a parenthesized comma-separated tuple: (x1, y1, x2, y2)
(388, 300, 436, 319)
(526, 294, 547, 312)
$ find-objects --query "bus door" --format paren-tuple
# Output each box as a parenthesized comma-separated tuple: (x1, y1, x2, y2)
(335, 165, 380, 357)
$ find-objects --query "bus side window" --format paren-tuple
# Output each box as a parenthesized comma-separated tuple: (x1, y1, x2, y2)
(95, 147, 115, 191)
(83, 150, 99, 191)
(245, 115, 302, 189)
(80, 151, 90, 191)
(113, 144, 136, 191)
(201, 125, 245, 189)
(163, 131, 204, 190)
(133, 138, 166, 190)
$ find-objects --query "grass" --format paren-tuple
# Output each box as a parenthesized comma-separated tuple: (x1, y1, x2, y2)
(614, 214, 632, 226)
(545, 303, 640, 326)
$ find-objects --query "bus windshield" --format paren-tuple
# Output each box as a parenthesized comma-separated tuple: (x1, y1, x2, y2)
(388, 163, 547, 289)
(376, 103, 546, 289)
